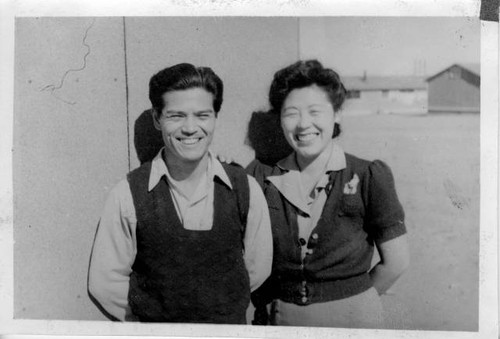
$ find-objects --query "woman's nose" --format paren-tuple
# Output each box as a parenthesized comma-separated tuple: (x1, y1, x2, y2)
(297, 112, 312, 128)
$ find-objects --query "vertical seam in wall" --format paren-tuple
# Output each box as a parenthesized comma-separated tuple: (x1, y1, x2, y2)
(123, 17, 131, 171)
(297, 17, 300, 60)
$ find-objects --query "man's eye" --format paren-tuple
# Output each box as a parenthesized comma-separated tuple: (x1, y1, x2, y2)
(166, 114, 183, 119)
(282, 111, 298, 118)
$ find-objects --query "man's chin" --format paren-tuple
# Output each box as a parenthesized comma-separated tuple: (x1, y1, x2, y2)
(177, 151, 208, 164)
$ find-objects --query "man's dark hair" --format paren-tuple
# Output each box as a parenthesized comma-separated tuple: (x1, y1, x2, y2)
(149, 63, 223, 115)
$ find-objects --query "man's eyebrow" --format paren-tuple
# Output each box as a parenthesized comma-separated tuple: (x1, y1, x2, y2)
(165, 110, 185, 114)
(164, 109, 214, 115)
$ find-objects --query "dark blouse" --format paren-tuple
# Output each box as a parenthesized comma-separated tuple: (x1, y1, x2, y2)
(247, 152, 407, 306)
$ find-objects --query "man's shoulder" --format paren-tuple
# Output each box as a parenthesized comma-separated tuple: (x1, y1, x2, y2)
(127, 162, 153, 182)
(221, 161, 247, 178)
(126, 162, 154, 199)
(220, 162, 250, 193)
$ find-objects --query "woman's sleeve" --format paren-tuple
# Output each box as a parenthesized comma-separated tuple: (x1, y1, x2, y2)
(363, 160, 407, 243)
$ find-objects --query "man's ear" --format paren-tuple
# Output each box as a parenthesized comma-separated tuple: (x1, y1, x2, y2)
(334, 110, 343, 124)
(151, 109, 162, 131)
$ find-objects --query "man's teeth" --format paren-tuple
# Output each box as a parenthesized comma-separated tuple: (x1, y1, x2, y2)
(296, 133, 317, 141)
(179, 138, 201, 145)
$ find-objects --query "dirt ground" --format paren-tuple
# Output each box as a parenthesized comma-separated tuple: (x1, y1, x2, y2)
(338, 113, 480, 331)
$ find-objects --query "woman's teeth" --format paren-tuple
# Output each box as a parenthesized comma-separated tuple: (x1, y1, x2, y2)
(296, 133, 318, 142)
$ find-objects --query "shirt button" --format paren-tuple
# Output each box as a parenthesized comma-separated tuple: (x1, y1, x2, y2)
(306, 249, 314, 255)
(312, 233, 319, 240)
(299, 238, 307, 246)
(301, 296, 308, 303)
(301, 281, 307, 287)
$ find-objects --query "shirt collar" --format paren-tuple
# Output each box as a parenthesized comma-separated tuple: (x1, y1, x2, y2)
(148, 148, 232, 192)
(275, 141, 347, 173)
(266, 141, 346, 213)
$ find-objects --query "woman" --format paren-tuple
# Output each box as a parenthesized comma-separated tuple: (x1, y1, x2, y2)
(248, 60, 409, 328)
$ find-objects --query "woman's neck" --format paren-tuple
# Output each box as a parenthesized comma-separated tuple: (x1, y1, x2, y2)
(296, 141, 334, 193)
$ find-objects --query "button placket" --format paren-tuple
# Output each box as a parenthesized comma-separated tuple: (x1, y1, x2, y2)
(297, 233, 317, 304)
(299, 241, 309, 303)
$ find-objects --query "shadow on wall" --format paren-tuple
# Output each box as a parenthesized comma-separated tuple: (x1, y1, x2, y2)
(246, 110, 293, 166)
(133, 109, 293, 166)
(134, 109, 164, 164)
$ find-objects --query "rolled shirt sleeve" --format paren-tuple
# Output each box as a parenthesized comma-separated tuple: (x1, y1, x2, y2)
(88, 179, 137, 321)
(243, 175, 273, 292)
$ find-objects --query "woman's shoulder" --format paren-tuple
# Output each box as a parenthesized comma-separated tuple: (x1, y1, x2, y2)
(344, 153, 395, 179)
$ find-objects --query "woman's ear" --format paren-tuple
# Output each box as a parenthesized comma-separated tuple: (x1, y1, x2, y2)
(332, 110, 343, 139)
(151, 109, 162, 131)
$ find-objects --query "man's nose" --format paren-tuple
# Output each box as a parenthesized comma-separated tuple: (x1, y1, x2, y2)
(181, 116, 197, 134)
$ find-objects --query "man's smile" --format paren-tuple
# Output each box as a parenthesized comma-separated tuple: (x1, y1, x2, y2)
(176, 137, 203, 145)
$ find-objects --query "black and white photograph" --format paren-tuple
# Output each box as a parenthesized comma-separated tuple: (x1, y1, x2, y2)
(0, 1, 498, 339)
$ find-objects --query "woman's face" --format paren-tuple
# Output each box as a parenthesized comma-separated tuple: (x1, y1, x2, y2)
(280, 85, 339, 163)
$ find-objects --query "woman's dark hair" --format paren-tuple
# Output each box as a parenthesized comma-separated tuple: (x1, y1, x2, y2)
(269, 60, 346, 138)
(149, 63, 223, 115)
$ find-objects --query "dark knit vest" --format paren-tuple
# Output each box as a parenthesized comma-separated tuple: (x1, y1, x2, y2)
(127, 162, 250, 323)
(255, 154, 376, 306)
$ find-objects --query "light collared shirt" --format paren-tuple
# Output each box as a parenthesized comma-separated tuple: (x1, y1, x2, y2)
(267, 141, 346, 259)
(151, 150, 233, 231)
(88, 149, 273, 321)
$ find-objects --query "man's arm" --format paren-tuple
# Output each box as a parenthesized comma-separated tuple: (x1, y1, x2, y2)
(243, 175, 273, 292)
(88, 179, 137, 321)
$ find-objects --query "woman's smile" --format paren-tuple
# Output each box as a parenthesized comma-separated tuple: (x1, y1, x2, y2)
(295, 131, 320, 143)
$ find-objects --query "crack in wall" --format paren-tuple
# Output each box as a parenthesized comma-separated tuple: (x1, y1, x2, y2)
(40, 18, 96, 105)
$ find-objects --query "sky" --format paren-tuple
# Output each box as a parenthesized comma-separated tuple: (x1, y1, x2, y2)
(299, 17, 480, 77)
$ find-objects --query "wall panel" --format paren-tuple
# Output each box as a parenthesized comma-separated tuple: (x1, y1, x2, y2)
(14, 17, 129, 320)
(13, 16, 299, 321)
(124, 17, 299, 168)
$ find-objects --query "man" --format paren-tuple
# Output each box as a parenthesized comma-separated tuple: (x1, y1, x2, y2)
(88, 63, 272, 324)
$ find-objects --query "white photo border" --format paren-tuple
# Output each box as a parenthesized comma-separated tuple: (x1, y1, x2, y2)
(0, 1, 497, 339)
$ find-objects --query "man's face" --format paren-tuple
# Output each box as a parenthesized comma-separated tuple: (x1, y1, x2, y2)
(154, 87, 217, 166)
